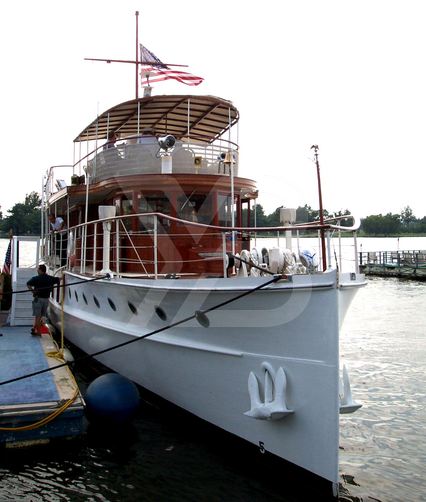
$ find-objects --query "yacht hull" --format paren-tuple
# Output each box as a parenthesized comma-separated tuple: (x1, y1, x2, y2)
(49, 269, 363, 491)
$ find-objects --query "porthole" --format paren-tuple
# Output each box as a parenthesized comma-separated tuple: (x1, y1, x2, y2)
(74, 291, 79, 302)
(82, 293, 88, 305)
(155, 306, 167, 321)
(108, 298, 116, 311)
(93, 295, 100, 308)
(128, 302, 138, 315)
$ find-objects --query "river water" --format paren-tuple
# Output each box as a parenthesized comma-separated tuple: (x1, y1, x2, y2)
(0, 237, 425, 501)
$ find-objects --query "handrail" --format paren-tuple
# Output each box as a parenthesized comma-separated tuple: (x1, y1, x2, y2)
(63, 211, 360, 235)
(75, 136, 239, 177)
(43, 211, 361, 278)
(328, 215, 361, 232)
(45, 137, 241, 198)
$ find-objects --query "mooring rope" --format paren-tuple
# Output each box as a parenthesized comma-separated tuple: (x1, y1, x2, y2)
(0, 274, 110, 298)
(0, 274, 282, 388)
(229, 253, 277, 276)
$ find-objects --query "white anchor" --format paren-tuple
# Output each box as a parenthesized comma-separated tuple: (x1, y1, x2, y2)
(244, 362, 293, 420)
(339, 364, 362, 414)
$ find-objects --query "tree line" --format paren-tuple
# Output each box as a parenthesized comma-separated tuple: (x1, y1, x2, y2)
(0, 192, 425, 236)
(247, 204, 426, 235)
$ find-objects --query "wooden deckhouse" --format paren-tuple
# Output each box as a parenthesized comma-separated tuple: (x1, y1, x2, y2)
(46, 95, 258, 276)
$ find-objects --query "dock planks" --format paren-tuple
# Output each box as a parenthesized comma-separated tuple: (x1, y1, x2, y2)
(0, 324, 85, 447)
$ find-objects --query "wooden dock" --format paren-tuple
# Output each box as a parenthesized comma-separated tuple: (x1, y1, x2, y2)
(0, 235, 85, 447)
(0, 323, 85, 448)
(359, 250, 426, 280)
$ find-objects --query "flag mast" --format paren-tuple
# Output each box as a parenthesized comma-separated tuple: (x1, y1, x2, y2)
(135, 10, 139, 99)
(84, 12, 198, 97)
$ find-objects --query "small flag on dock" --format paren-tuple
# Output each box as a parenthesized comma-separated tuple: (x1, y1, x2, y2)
(2, 240, 11, 275)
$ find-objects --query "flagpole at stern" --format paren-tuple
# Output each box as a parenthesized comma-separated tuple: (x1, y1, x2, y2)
(135, 11, 139, 99)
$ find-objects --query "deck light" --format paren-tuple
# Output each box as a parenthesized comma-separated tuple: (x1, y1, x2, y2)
(158, 135, 176, 150)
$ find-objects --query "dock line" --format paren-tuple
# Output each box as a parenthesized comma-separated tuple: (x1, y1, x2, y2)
(0, 275, 282, 388)
(0, 274, 111, 298)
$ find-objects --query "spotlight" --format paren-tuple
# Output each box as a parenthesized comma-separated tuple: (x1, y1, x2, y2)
(158, 135, 176, 150)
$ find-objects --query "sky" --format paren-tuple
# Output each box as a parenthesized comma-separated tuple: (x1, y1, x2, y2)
(1, 0, 425, 219)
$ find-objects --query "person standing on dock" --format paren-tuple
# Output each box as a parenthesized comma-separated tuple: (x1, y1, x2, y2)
(27, 264, 60, 335)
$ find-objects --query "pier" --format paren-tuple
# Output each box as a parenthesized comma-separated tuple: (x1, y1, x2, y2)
(0, 325, 85, 447)
(359, 249, 426, 280)
(0, 235, 85, 447)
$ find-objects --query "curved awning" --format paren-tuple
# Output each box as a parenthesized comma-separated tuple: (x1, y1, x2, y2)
(74, 94, 239, 144)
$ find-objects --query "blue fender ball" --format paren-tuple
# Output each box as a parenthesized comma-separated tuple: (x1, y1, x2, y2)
(85, 373, 140, 424)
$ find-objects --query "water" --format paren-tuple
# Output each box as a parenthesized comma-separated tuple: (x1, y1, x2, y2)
(0, 237, 425, 501)
(339, 276, 426, 501)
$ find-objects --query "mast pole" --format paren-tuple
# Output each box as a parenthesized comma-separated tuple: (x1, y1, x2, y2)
(135, 11, 139, 99)
(311, 145, 327, 271)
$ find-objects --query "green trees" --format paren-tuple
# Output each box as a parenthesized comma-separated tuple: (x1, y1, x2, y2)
(0, 192, 41, 236)
(361, 213, 401, 235)
(243, 204, 351, 228)
(400, 206, 415, 227)
(0, 194, 424, 236)
(247, 204, 425, 235)
(360, 205, 425, 235)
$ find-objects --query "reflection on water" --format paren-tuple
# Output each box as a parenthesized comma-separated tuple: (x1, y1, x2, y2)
(340, 277, 426, 501)
(0, 405, 308, 502)
(0, 238, 425, 501)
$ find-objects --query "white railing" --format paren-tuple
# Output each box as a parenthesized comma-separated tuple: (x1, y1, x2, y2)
(43, 213, 361, 279)
(44, 139, 240, 204)
(85, 141, 239, 182)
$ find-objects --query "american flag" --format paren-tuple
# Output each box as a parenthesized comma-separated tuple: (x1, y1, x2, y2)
(2, 240, 11, 275)
(140, 44, 204, 87)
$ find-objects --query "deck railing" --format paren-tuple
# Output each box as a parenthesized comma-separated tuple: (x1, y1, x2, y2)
(43, 138, 240, 206)
(44, 213, 361, 279)
(83, 139, 239, 182)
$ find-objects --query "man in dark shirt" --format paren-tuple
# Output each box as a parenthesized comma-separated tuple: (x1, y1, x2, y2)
(27, 264, 60, 335)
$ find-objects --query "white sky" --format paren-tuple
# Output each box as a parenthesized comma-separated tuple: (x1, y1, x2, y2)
(1, 0, 425, 219)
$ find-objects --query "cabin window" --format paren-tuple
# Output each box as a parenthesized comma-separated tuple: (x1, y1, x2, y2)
(177, 193, 213, 224)
(76, 208, 83, 239)
(218, 194, 237, 227)
(121, 198, 134, 230)
(114, 198, 121, 216)
(241, 200, 251, 227)
(138, 194, 171, 233)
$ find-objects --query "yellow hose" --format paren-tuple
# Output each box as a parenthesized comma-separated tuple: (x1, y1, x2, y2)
(0, 387, 79, 432)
